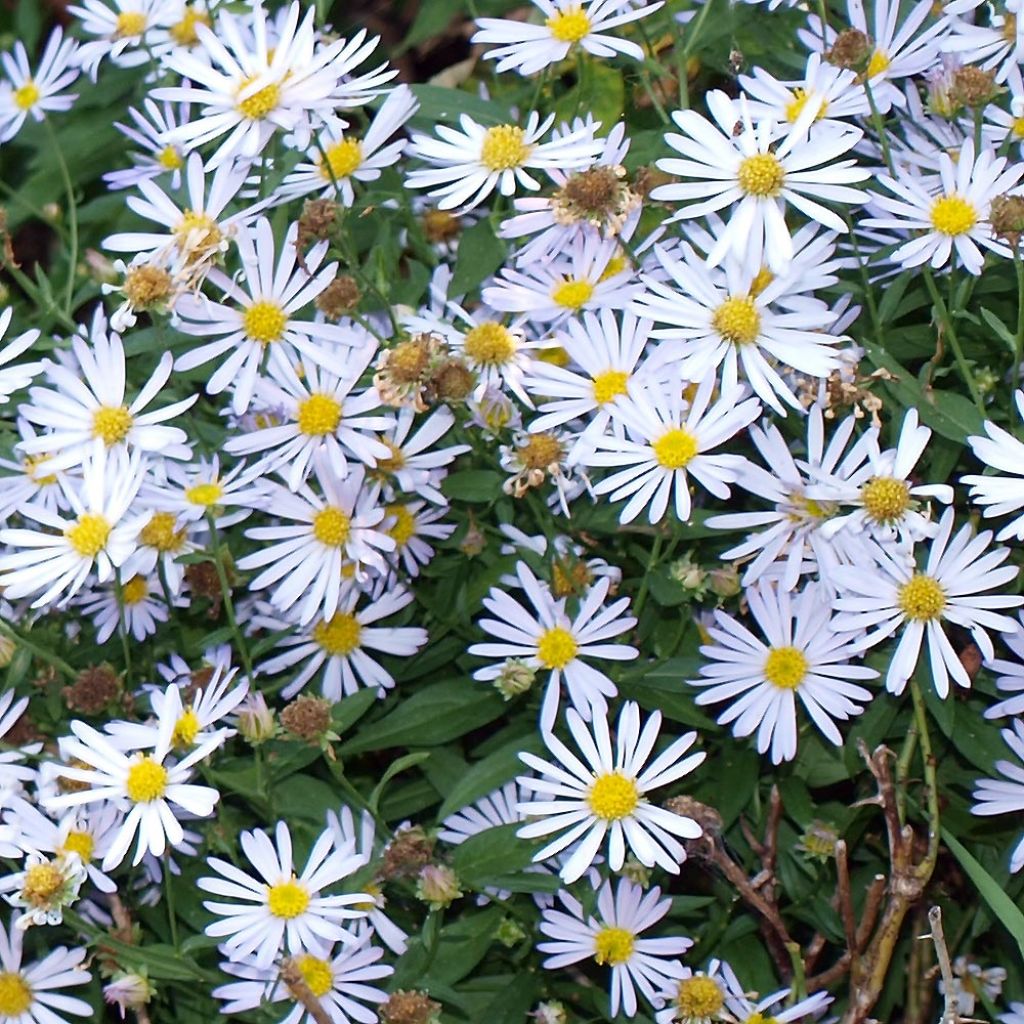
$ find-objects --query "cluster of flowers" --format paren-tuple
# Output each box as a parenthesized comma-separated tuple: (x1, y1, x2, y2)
(1, 0, 1024, 1021)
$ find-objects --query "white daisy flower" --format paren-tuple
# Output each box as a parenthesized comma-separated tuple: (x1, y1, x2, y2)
(69, 0, 173, 79)
(690, 581, 877, 764)
(253, 585, 427, 700)
(0, 430, 69, 524)
(17, 310, 195, 473)
(76, 573, 169, 643)
(0, 692, 40, 797)
(212, 926, 393, 1024)
(972, 718, 1024, 872)
(943, 0, 1024, 82)
(405, 111, 602, 212)
(0, 27, 79, 142)
(472, 0, 664, 76)
(720, 966, 832, 1024)
(44, 684, 223, 869)
(963, 391, 1024, 541)
(650, 91, 867, 271)
(121, 507, 202, 595)
(1, 850, 87, 930)
(864, 138, 1024, 275)
(278, 84, 419, 206)
(631, 242, 845, 415)
(0, 307, 42, 404)
(0, 450, 146, 610)
(832, 508, 1023, 698)
(0, 918, 92, 1024)
(517, 700, 705, 882)
(981, 614, 1024, 719)
(470, 560, 638, 727)
(539, 877, 689, 1017)
(142, 453, 263, 526)
(236, 460, 394, 625)
(440, 782, 523, 846)
(583, 376, 761, 525)
(655, 960, 733, 1024)
(104, 97, 191, 191)
(174, 218, 361, 414)
(381, 500, 454, 579)
(199, 819, 370, 968)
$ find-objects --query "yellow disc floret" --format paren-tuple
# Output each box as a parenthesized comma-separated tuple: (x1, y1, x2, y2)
(65, 513, 111, 558)
(653, 427, 699, 470)
(173, 707, 200, 747)
(763, 645, 808, 690)
(159, 145, 184, 170)
(712, 296, 761, 345)
(675, 976, 725, 1018)
(536, 626, 578, 668)
(313, 507, 351, 547)
(898, 573, 946, 622)
(860, 476, 911, 524)
(464, 322, 516, 365)
(237, 79, 280, 120)
(115, 11, 147, 37)
(588, 772, 640, 820)
(867, 49, 890, 77)
(121, 575, 149, 605)
(92, 405, 134, 446)
(125, 756, 169, 803)
(593, 926, 635, 966)
(737, 153, 785, 197)
(546, 5, 591, 43)
(294, 954, 333, 997)
(551, 278, 594, 310)
(61, 830, 95, 863)
(387, 504, 416, 547)
(140, 511, 186, 552)
(266, 879, 310, 919)
(313, 613, 362, 656)
(22, 864, 63, 905)
(321, 138, 364, 180)
(297, 394, 342, 436)
(0, 973, 31, 1016)
(592, 369, 629, 405)
(13, 81, 39, 111)
(481, 125, 531, 171)
(244, 300, 288, 344)
(930, 194, 977, 236)
(185, 481, 223, 507)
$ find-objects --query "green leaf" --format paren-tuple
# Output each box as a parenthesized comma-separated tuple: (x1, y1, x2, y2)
(980, 306, 1019, 355)
(442, 469, 504, 503)
(943, 829, 1024, 962)
(437, 733, 544, 820)
(399, 0, 466, 52)
(449, 217, 508, 296)
(409, 84, 510, 126)
(554, 61, 625, 129)
(451, 823, 537, 885)
(369, 751, 432, 810)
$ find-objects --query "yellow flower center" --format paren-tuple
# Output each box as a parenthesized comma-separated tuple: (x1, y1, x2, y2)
(737, 153, 785, 197)
(551, 558, 592, 598)
(763, 645, 808, 690)
(312, 507, 351, 547)
(745, 1015, 779, 1024)
(599, 253, 628, 281)
(785, 88, 828, 122)
(0, 973, 31, 1017)
(464, 321, 516, 366)
(294, 954, 333, 998)
(244, 300, 288, 344)
(536, 625, 578, 668)
(65, 513, 112, 558)
(898, 573, 946, 622)
(237, 78, 280, 120)
(174, 209, 221, 246)
(375, 440, 406, 474)
(185, 481, 223, 507)
(551, 278, 594, 310)
(297, 393, 342, 436)
(520, 433, 564, 470)
(320, 138, 364, 180)
(23, 454, 57, 485)
(13, 81, 39, 111)
(92, 405, 134, 445)
(61, 830, 95, 863)
(480, 125, 532, 171)
(546, 5, 592, 43)
(313, 612, 362, 656)
(1012, 116, 1024, 138)
(173, 707, 200, 747)
(125, 756, 168, 803)
(713, 295, 761, 345)
(115, 11, 147, 37)
(675, 976, 725, 1018)
(588, 772, 639, 820)
(121, 575, 148, 605)
(21, 864, 63, 905)
(652, 427, 699, 470)
(593, 926, 635, 966)
(867, 49, 890, 77)
(170, 8, 211, 45)
(387, 504, 416, 546)
(140, 511, 186, 552)
(266, 879, 310, 919)
(158, 144, 183, 170)
(930, 194, 977, 236)
(861, 475, 911, 524)
(592, 369, 629, 405)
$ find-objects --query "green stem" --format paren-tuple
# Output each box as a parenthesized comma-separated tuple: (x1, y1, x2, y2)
(922, 268, 986, 416)
(908, 677, 941, 878)
(43, 117, 78, 316)
(164, 867, 180, 948)
(863, 78, 894, 177)
(113, 568, 133, 686)
(632, 533, 664, 620)
(3, 259, 78, 332)
(1014, 248, 1024, 404)
(204, 510, 256, 682)
(0, 618, 76, 679)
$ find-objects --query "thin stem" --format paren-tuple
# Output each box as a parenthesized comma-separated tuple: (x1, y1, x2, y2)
(0, 618, 76, 679)
(113, 568, 134, 686)
(1014, 247, 1024, 405)
(204, 510, 256, 682)
(43, 117, 78, 316)
(164, 866, 180, 948)
(863, 79, 894, 177)
(816, 0, 830, 49)
(909, 677, 941, 878)
(3, 258, 78, 332)
(922, 268, 986, 416)
(632, 533, 664, 619)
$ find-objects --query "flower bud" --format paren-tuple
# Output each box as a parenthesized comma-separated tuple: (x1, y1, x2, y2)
(236, 692, 276, 745)
(103, 973, 155, 1019)
(415, 865, 463, 911)
(493, 658, 536, 700)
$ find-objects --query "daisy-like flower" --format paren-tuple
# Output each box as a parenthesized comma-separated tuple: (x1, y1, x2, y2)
(539, 878, 689, 1017)
(236, 461, 394, 624)
(224, 343, 392, 491)
(0, 307, 42, 404)
(278, 84, 419, 206)
(104, 97, 190, 191)
(739, 52, 869, 126)
(77, 573, 169, 643)
(2, 851, 87, 930)
(631, 242, 845, 415)
(981, 614, 1024, 719)
(0, 918, 92, 1024)
(69, 0, 171, 79)
(120, 506, 201, 595)
(655, 960, 733, 1024)
(174, 218, 362, 414)
(381, 500, 454, 579)
(0, 691, 40, 796)
(143, 453, 263, 526)
(0, 27, 78, 142)
(440, 782, 523, 846)
(0, 451, 145, 609)
(583, 377, 761, 525)
(199, 819, 370, 968)
(470, 560, 638, 727)
(963, 391, 1024, 541)
(472, 0, 664, 76)
(943, 0, 1024, 82)
(651, 91, 868, 271)
(44, 684, 223, 869)
(17, 311, 195, 472)
(213, 926, 393, 1024)
(690, 582, 877, 764)
(973, 717, 1024, 872)
(720, 966, 832, 1024)
(405, 111, 601, 212)
(253, 586, 427, 700)
(518, 700, 705, 882)
(155, 3, 394, 168)
(832, 508, 1023, 698)
(864, 138, 1024, 274)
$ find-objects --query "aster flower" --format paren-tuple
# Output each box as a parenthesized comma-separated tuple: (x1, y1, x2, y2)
(963, 391, 1024, 540)
(0, 307, 43, 404)
(472, 0, 664, 76)
(973, 717, 1024, 873)
(518, 700, 705, 882)
(198, 819, 370, 968)
(655, 961, 733, 1024)
(104, 97, 191, 191)
(943, 0, 1024, 82)
(69, 0, 172, 79)
(77, 573, 169, 643)
(0, 27, 79, 142)
(0, 691, 40, 797)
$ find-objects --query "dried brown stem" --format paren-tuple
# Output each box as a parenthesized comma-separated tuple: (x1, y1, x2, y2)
(280, 957, 334, 1024)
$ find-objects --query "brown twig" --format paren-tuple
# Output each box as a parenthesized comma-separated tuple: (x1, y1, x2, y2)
(835, 840, 858, 962)
(280, 956, 334, 1024)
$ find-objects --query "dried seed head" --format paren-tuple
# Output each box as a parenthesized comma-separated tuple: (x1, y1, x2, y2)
(430, 358, 476, 403)
(123, 265, 173, 310)
(63, 665, 121, 714)
(952, 65, 1000, 108)
(280, 695, 333, 743)
(380, 824, 435, 880)
(316, 275, 361, 319)
(991, 193, 1024, 248)
(379, 991, 442, 1024)
(421, 208, 462, 245)
(826, 28, 872, 71)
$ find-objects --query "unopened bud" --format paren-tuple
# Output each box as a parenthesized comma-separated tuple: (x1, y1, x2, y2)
(708, 565, 742, 598)
(797, 820, 839, 861)
(380, 990, 442, 1024)
(495, 917, 527, 947)
(236, 692, 276, 744)
(415, 864, 462, 911)
(493, 658, 536, 700)
(104, 972, 155, 1019)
